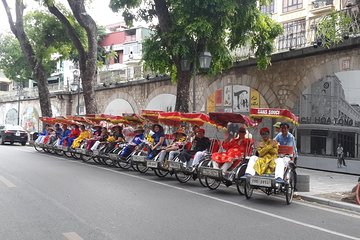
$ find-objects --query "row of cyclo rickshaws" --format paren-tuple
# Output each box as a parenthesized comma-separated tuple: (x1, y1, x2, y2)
(34, 108, 299, 205)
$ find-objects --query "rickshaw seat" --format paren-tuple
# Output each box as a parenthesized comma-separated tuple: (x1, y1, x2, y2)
(278, 145, 294, 158)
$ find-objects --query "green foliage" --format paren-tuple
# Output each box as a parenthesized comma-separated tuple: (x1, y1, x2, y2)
(316, 10, 353, 48)
(0, 33, 32, 84)
(110, 0, 283, 81)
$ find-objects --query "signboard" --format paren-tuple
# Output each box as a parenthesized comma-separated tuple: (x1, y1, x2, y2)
(207, 92, 216, 113)
(232, 85, 250, 113)
(223, 86, 232, 106)
(250, 89, 260, 108)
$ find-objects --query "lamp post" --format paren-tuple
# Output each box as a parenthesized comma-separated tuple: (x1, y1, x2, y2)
(14, 81, 24, 126)
(71, 69, 81, 115)
(181, 50, 212, 112)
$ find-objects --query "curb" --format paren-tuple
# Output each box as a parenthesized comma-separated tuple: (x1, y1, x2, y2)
(298, 194, 360, 213)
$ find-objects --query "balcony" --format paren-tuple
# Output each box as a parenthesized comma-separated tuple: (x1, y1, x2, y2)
(310, 0, 334, 13)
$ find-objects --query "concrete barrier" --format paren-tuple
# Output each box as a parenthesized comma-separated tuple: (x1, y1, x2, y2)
(296, 174, 310, 192)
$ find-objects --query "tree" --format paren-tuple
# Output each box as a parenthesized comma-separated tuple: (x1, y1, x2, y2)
(43, 0, 99, 114)
(0, 33, 32, 85)
(110, 0, 283, 112)
(1, 0, 52, 117)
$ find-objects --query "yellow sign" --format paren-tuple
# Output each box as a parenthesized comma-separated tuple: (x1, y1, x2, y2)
(250, 89, 260, 108)
(207, 92, 216, 113)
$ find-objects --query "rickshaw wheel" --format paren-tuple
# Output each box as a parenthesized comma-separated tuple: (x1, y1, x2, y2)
(198, 159, 211, 187)
(244, 179, 253, 199)
(235, 164, 247, 195)
(63, 150, 72, 158)
(103, 157, 115, 166)
(34, 145, 43, 152)
(205, 177, 221, 190)
(72, 152, 81, 160)
(285, 170, 295, 205)
(136, 164, 149, 173)
(117, 160, 132, 169)
(175, 171, 191, 183)
(154, 169, 168, 177)
(93, 157, 102, 164)
(54, 148, 63, 156)
(81, 154, 92, 162)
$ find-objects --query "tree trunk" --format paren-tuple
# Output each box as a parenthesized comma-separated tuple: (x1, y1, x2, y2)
(2, 0, 52, 118)
(174, 63, 192, 112)
(46, 0, 98, 114)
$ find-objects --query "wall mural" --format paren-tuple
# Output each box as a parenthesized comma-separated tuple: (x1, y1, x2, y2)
(207, 85, 263, 113)
(5, 108, 18, 125)
(22, 107, 39, 132)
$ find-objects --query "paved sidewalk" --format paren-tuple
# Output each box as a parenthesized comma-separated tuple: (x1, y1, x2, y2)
(296, 168, 360, 213)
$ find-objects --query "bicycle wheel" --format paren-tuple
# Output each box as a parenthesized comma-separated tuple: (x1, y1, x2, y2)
(198, 160, 210, 187)
(285, 170, 295, 205)
(154, 168, 169, 178)
(244, 178, 253, 199)
(136, 163, 149, 173)
(235, 164, 247, 195)
(175, 171, 192, 183)
(205, 176, 221, 190)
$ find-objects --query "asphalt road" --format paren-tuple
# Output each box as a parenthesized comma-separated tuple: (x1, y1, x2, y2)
(0, 144, 359, 240)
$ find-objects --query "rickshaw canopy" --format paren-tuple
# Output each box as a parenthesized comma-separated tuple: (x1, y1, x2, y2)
(249, 108, 299, 125)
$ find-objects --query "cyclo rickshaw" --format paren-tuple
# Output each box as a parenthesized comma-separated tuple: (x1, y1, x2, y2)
(34, 117, 59, 153)
(130, 110, 165, 174)
(107, 114, 145, 169)
(241, 108, 298, 205)
(167, 112, 221, 186)
(198, 112, 257, 193)
(144, 111, 182, 178)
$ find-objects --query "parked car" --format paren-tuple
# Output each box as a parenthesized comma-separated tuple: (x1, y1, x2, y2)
(0, 125, 28, 146)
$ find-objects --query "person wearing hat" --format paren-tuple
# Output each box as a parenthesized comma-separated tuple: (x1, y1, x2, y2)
(43, 127, 55, 145)
(274, 122, 298, 183)
(245, 127, 278, 177)
(119, 126, 145, 159)
(103, 125, 125, 153)
(85, 126, 102, 150)
(273, 122, 281, 135)
(146, 124, 167, 159)
(157, 128, 187, 163)
(212, 127, 253, 175)
(178, 128, 211, 168)
(90, 127, 109, 151)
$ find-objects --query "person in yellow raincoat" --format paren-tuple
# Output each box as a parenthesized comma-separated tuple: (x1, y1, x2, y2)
(71, 125, 92, 148)
(245, 127, 278, 176)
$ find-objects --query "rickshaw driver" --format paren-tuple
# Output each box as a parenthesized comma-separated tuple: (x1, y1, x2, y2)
(244, 127, 279, 179)
(274, 122, 298, 183)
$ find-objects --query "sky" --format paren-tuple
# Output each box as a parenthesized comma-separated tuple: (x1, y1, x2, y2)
(0, 0, 124, 33)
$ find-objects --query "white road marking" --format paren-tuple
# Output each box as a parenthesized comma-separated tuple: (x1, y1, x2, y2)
(45, 154, 360, 240)
(63, 232, 84, 240)
(0, 176, 16, 188)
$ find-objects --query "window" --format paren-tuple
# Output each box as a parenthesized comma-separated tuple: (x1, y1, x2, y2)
(261, 1, 275, 14)
(277, 19, 306, 51)
(283, 0, 303, 12)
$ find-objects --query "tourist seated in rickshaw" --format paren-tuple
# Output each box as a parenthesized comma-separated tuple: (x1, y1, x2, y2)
(64, 124, 80, 148)
(157, 128, 187, 163)
(90, 127, 109, 151)
(177, 128, 211, 168)
(48, 123, 63, 145)
(274, 122, 297, 184)
(104, 125, 125, 153)
(211, 127, 253, 175)
(57, 124, 70, 147)
(147, 124, 167, 159)
(119, 126, 145, 159)
(85, 126, 102, 150)
(35, 124, 50, 144)
(245, 127, 280, 181)
(71, 125, 91, 149)
(42, 127, 55, 145)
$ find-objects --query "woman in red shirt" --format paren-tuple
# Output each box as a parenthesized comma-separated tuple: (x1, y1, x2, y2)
(211, 127, 253, 174)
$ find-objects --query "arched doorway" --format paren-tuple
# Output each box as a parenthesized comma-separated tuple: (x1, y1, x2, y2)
(104, 99, 134, 115)
(146, 94, 176, 111)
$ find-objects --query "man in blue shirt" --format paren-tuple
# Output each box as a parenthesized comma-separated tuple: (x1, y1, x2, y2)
(274, 122, 297, 183)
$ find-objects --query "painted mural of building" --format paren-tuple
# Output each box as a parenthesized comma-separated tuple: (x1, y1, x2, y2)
(295, 75, 360, 158)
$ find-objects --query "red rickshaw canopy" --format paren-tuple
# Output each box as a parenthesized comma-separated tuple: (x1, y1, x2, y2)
(249, 108, 299, 125)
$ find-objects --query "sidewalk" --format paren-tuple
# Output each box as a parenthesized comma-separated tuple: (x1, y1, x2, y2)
(296, 168, 360, 213)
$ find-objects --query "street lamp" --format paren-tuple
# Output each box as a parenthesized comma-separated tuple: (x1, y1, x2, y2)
(71, 69, 81, 115)
(15, 83, 24, 125)
(181, 50, 212, 112)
